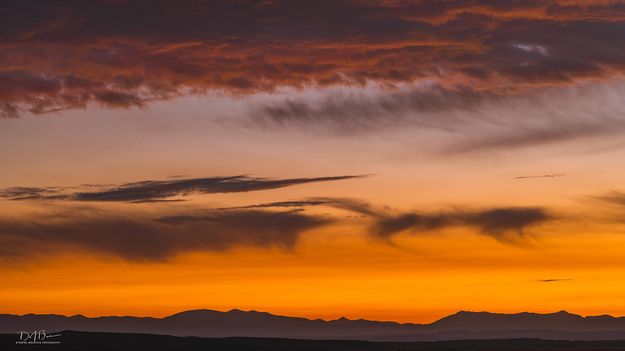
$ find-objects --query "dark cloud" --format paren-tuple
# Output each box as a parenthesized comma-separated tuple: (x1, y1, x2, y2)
(515, 173, 566, 180)
(590, 190, 625, 213)
(537, 279, 573, 283)
(0, 194, 555, 262)
(0, 186, 61, 200)
(463, 207, 551, 239)
(220, 198, 379, 217)
(594, 191, 625, 207)
(367, 207, 552, 241)
(4, 1, 625, 117)
(93, 90, 144, 108)
(0, 208, 332, 261)
(305, 198, 553, 241)
(129, 199, 187, 204)
(309, 197, 381, 217)
(219, 200, 330, 210)
(240, 197, 554, 242)
(371, 212, 452, 238)
(0, 175, 365, 203)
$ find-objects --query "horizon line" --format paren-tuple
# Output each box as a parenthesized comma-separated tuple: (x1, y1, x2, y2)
(3, 308, 623, 325)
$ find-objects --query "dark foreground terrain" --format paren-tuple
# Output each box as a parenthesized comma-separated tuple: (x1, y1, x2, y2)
(2, 331, 625, 351)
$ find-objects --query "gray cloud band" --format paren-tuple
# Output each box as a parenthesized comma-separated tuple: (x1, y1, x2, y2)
(0, 209, 332, 261)
(221, 197, 554, 242)
(0, 175, 365, 203)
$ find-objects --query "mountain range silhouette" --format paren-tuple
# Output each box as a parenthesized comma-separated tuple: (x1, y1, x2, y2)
(2, 309, 625, 341)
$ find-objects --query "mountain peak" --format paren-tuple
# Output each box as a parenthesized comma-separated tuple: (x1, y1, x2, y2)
(2, 309, 625, 341)
(167, 309, 220, 318)
(442, 310, 491, 319)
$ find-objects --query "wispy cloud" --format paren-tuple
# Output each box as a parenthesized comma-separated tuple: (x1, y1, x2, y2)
(0, 175, 366, 203)
(515, 174, 566, 180)
(366, 206, 552, 242)
(253, 81, 625, 151)
(219, 200, 330, 210)
(231, 197, 554, 243)
(0, 186, 62, 200)
(537, 279, 573, 283)
(594, 191, 625, 207)
(0, 194, 556, 262)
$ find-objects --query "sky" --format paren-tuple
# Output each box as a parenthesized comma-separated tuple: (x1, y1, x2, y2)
(3, 0, 625, 323)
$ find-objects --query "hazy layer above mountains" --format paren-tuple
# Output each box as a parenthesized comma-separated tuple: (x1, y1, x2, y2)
(2, 309, 625, 341)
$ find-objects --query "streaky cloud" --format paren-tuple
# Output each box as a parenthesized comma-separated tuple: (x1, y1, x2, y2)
(219, 200, 330, 210)
(256, 85, 493, 133)
(0, 186, 62, 200)
(367, 207, 552, 242)
(595, 191, 625, 207)
(515, 174, 566, 180)
(253, 81, 625, 152)
(537, 279, 573, 283)
(0, 175, 366, 203)
(235, 197, 554, 242)
(462, 207, 551, 241)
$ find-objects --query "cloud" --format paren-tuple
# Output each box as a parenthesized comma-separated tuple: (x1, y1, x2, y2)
(4, 1, 625, 117)
(241, 197, 554, 242)
(255, 85, 495, 133)
(0, 195, 554, 262)
(253, 80, 625, 151)
(365, 207, 552, 242)
(595, 191, 625, 206)
(537, 279, 573, 283)
(326, 199, 552, 241)
(0, 208, 332, 261)
(514, 174, 566, 180)
(219, 200, 330, 210)
(311, 197, 383, 218)
(0, 175, 365, 203)
(0, 186, 62, 200)
(370, 212, 451, 238)
(462, 207, 551, 240)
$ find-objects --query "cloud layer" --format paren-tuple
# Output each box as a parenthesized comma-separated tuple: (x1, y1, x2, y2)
(221, 198, 554, 242)
(0, 208, 332, 261)
(340, 200, 552, 242)
(253, 80, 625, 151)
(0, 194, 555, 261)
(595, 191, 625, 207)
(0, 175, 364, 202)
(4, 1, 625, 117)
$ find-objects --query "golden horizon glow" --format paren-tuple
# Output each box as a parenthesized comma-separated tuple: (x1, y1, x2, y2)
(5, 1, 625, 326)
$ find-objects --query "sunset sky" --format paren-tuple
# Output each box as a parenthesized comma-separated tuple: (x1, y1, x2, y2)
(4, 0, 625, 323)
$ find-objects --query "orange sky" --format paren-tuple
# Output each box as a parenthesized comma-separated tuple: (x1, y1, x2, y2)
(2, 88, 625, 322)
(4, 0, 625, 324)
(3, 106, 625, 322)
(3, 221, 625, 323)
